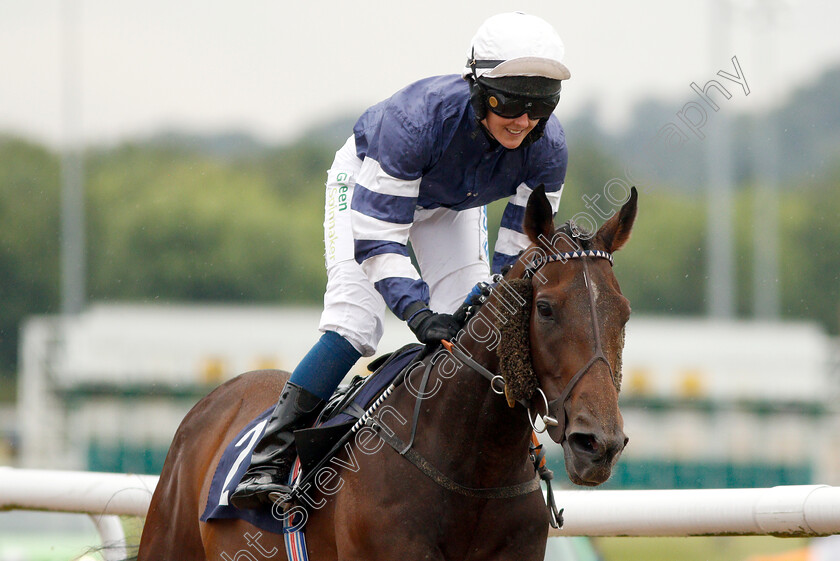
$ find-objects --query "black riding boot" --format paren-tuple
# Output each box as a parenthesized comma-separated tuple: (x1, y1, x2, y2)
(229, 381, 324, 510)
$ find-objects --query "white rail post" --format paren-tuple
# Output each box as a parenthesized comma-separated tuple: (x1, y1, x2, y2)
(88, 514, 127, 561)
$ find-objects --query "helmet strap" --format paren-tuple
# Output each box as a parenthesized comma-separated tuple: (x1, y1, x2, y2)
(517, 117, 549, 149)
(468, 77, 487, 120)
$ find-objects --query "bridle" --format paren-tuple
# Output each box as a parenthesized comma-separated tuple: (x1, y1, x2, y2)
(445, 248, 617, 440)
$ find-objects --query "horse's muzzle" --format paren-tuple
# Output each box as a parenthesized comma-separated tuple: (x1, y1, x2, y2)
(559, 407, 627, 486)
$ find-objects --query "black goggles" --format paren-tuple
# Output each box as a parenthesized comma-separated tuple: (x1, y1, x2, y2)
(484, 88, 560, 120)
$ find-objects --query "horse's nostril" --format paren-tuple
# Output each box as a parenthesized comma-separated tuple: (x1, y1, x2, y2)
(568, 432, 600, 456)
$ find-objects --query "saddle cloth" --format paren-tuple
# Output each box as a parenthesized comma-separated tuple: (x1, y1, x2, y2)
(199, 344, 424, 534)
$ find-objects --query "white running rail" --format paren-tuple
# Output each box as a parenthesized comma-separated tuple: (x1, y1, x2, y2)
(2, 467, 839, 555)
(552, 485, 840, 537)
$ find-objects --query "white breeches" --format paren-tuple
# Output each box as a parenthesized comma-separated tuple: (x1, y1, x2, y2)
(318, 136, 491, 356)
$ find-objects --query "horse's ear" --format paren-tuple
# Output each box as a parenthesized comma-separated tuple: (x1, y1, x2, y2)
(596, 186, 638, 252)
(523, 184, 554, 245)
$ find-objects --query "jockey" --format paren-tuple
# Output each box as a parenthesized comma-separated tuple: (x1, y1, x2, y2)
(231, 11, 571, 509)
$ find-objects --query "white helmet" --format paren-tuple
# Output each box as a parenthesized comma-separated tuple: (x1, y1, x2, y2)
(463, 12, 571, 82)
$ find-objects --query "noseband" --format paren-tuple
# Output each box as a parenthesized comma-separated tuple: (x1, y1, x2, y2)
(446, 249, 616, 439)
(525, 251, 616, 439)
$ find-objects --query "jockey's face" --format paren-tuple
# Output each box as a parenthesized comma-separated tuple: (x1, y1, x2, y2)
(481, 112, 539, 149)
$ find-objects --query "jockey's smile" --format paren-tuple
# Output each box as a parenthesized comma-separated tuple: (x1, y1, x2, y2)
(481, 112, 540, 149)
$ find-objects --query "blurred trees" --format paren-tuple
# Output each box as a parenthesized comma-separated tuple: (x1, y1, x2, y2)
(85, 143, 328, 303)
(0, 138, 61, 376)
(774, 169, 840, 330)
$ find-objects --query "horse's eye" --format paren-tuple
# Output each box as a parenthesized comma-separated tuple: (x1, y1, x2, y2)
(536, 301, 553, 318)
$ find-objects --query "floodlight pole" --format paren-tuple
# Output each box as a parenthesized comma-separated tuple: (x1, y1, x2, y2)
(751, 0, 781, 319)
(705, 0, 736, 318)
(60, 0, 85, 315)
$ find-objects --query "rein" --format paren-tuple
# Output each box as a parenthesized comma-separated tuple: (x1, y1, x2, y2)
(367, 356, 543, 500)
(370, 419, 543, 499)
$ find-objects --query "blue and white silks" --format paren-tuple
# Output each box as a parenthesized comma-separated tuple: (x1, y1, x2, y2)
(350, 74, 567, 320)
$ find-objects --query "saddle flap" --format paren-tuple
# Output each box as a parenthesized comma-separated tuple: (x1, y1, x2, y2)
(294, 421, 355, 474)
(366, 350, 395, 373)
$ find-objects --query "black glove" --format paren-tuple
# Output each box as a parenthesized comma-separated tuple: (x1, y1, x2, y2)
(406, 307, 461, 345)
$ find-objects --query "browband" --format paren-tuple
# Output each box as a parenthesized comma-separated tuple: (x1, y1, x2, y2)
(524, 249, 613, 279)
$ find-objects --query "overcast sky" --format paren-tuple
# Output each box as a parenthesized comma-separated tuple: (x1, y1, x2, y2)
(1, 0, 839, 148)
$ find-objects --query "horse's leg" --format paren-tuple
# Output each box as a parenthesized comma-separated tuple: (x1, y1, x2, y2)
(462, 494, 550, 561)
(328, 502, 547, 561)
(472, 540, 547, 561)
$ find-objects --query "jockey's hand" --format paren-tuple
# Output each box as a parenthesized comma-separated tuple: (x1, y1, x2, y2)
(407, 309, 461, 345)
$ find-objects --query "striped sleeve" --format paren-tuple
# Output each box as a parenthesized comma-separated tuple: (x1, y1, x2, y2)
(492, 182, 563, 274)
(351, 156, 429, 318)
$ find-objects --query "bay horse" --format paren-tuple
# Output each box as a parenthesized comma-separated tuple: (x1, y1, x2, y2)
(138, 186, 638, 560)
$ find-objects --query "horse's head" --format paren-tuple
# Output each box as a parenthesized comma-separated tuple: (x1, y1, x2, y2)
(504, 185, 637, 486)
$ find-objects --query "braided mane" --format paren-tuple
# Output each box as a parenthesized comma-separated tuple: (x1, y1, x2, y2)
(495, 277, 536, 401)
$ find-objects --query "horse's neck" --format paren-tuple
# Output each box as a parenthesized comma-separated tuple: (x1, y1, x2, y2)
(408, 306, 533, 485)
